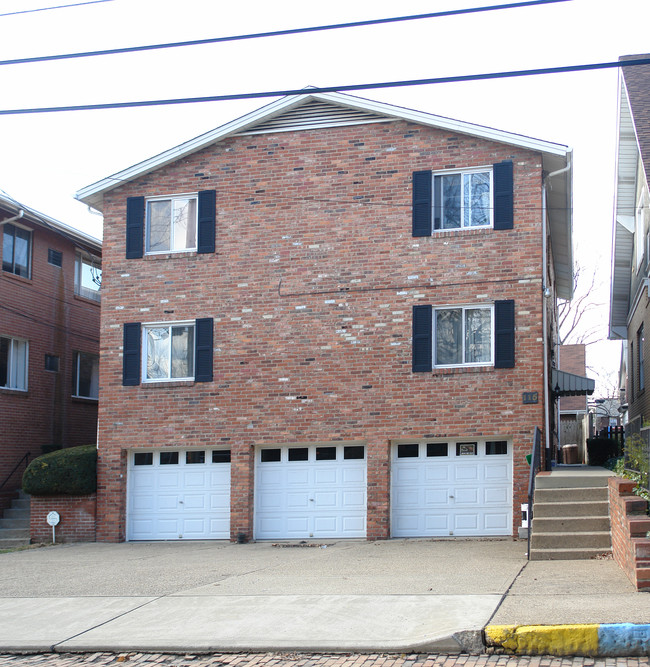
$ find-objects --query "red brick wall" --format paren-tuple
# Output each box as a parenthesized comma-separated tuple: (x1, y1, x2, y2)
(0, 218, 100, 502)
(30, 494, 97, 543)
(97, 119, 548, 542)
(608, 476, 650, 591)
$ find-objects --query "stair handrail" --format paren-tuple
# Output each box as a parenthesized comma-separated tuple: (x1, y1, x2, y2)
(0, 452, 30, 493)
(527, 427, 542, 560)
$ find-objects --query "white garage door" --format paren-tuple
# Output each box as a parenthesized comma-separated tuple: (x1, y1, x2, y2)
(255, 444, 366, 540)
(127, 449, 231, 540)
(391, 440, 512, 537)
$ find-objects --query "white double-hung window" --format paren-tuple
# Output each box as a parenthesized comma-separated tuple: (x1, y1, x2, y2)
(434, 305, 493, 367)
(143, 322, 195, 381)
(146, 195, 197, 253)
(434, 168, 492, 230)
(0, 336, 28, 390)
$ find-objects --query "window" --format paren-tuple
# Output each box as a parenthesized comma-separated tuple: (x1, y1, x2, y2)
(186, 451, 205, 464)
(413, 301, 514, 372)
(638, 325, 645, 392)
(2, 223, 31, 278)
(427, 443, 448, 457)
(134, 452, 153, 465)
(261, 449, 281, 463)
(44, 354, 60, 372)
(48, 249, 62, 268)
(435, 305, 493, 366)
(486, 441, 508, 455)
(122, 319, 213, 386)
(160, 451, 179, 465)
(146, 195, 197, 253)
(73, 351, 99, 399)
(0, 336, 28, 390)
(434, 169, 491, 230)
(288, 447, 309, 461)
(413, 161, 513, 236)
(397, 444, 419, 458)
(143, 322, 194, 381)
(75, 252, 101, 302)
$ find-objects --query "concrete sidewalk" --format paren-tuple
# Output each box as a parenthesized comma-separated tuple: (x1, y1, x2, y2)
(0, 539, 648, 655)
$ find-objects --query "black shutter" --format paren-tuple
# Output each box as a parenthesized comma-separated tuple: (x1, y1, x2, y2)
(412, 304, 433, 372)
(494, 300, 515, 368)
(126, 197, 144, 259)
(194, 317, 213, 382)
(412, 171, 432, 237)
(122, 322, 141, 386)
(493, 161, 513, 230)
(197, 190, 216, 254)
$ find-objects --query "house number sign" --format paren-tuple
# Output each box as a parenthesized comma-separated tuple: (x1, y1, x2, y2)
(522, 392, 539, 404)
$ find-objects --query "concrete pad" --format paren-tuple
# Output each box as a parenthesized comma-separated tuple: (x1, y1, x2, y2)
(0, 597, 155, 651)
(58, 594, 501, 653)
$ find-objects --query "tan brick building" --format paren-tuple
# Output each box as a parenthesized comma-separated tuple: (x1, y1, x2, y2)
(77, 92, 573, 542)
(0, 193, 101, 513)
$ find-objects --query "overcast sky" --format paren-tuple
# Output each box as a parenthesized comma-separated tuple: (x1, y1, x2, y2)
(1, 0, 648, 395)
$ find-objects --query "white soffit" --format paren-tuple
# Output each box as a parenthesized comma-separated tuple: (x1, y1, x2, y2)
(610, 79, 638, 338)
(76, 90, 570, 212)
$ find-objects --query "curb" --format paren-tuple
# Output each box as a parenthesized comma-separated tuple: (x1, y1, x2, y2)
(485, 624, 650, 656)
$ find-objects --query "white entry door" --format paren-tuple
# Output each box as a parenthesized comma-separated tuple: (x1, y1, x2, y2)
(255, 444, 366, 539)
(127, 449, 231, 540)
(391, 440, 512, 537)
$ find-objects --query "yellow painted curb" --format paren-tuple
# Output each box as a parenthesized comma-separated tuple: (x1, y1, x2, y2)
(485, 624, 600, 656)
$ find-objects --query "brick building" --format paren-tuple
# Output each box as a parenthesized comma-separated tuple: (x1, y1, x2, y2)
(77, 91, 574, 542)
(0, 193, 101, 512)
(610, 55, 650, 432)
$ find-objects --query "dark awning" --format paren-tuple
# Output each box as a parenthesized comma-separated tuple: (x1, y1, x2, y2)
(551, 368, 595, 397)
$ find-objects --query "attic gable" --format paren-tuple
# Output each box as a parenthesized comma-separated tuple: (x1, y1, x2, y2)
(236, 99, 393, 135)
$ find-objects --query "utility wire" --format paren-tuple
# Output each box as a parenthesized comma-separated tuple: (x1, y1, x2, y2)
(0, 0, 112, 18)
(2, 57, 649, 116)
(0, 0, 570, 66)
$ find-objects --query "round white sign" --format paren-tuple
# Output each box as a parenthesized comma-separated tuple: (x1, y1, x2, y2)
(46, 511, 60, 527)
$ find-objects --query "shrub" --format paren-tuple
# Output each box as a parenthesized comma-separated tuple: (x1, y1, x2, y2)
(586, 437, 620, 466)
(22, 445, 97, 496)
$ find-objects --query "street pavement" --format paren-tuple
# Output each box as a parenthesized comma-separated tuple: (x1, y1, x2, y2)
(0, 539, 648, 655)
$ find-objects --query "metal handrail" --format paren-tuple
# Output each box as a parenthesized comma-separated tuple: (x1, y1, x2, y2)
(0, 452, 30, 493)
(527, 427, 542, 560)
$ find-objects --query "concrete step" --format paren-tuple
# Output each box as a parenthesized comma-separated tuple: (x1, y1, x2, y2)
(0, 528, 29, 539)
(1, 507, 29, 521)
(0, 517, 30, 530)
(529, 547, 612, 561)
(533, 500, 609, 517)
(530, 530, 611, 550)
(0, 537, 30, 549)
(534, 486, 608, 502)
(532, 516, 611, 532)
(535, 468, 613, 489)
(9, 498, 30, 510)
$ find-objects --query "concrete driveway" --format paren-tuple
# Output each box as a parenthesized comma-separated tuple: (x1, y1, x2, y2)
(0, 538, 647, 654)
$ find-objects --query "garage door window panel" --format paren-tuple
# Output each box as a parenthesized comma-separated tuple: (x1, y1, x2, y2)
(212, 450, 231, 463)
(427, 443, 448, 457)
(316, 447, 337, 461)
(186, 451, 205, 464)
(486, 441, 508, 455)
(261, 449, 281, 463)
(160, 452, 179, 465)
(288, 447, 309, 461)
(134, 452, 153, 466)
(398, 444, 419, 458)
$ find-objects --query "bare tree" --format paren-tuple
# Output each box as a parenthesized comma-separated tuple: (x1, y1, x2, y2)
(557, 263, 604, 346)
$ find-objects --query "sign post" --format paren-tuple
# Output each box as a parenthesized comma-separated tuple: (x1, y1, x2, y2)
(46, 511, 60, 543)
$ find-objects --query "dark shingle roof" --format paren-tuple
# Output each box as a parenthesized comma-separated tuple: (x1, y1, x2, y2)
(621, 54, 650, 186)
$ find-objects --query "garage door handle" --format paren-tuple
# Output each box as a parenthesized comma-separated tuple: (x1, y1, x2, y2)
(449, 495, 454, 499)
(179, 501, 184, 504)
(309, 499, 314, 502)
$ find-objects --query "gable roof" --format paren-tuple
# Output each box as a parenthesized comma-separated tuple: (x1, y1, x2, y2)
(75, 89, 571, 295)
(0, 191, 101, 255)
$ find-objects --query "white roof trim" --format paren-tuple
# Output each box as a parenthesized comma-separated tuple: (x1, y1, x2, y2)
(0, 192, 101, 251)
(76, 90, 570, 210)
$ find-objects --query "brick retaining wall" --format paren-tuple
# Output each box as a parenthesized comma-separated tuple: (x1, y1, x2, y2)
(608, 476, 650, 591)
(30, 494, 97, 543)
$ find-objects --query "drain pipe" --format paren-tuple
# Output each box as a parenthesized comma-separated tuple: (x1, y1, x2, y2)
(0, 209, 25, 226)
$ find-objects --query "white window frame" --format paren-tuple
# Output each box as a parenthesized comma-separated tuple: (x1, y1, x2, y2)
(2, 221, 32, 278)
(142, 320, 195, 383)
(72, 351, 99, 400)
(74, 251, 101, 302)
(433, 304, 495, 368)
(433, 166, 493, 231)
(145, 193, 198, 255)
(0, 335, 28, 391)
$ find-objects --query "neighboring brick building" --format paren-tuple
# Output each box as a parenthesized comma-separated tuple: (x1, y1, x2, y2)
(610, 55, 650, 432)
(0, 193, 101, 512)
(77, 91, 574, 542)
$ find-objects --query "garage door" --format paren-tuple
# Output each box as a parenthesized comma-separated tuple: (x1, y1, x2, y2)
(255, 444, 366, 540)
(127, 449, 231, 540)
(391, 440, 512, 537)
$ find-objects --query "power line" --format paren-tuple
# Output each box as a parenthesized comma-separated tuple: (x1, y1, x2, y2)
(0, 0, 570, 67)
(2, 57, 649, 116)
(0, 0, 112, 18)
